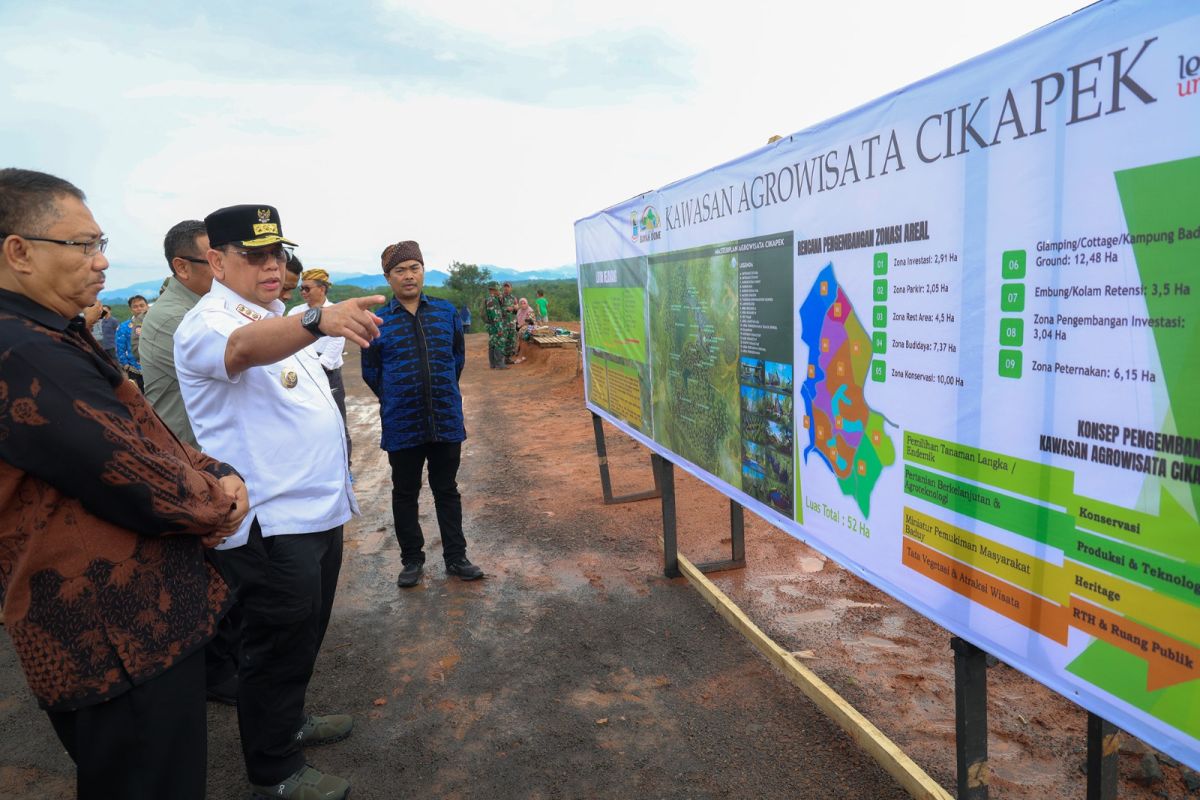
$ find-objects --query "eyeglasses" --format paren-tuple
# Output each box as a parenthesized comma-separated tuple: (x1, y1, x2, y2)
(1, 233, 108, 256)
(300, 284, 319, 293)
(225, 246, 293, 267)
(178, 256, 208, 265)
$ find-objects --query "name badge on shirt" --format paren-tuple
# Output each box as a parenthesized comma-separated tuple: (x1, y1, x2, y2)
(235, 304, 263, 321)
(281, 369, 298, 389)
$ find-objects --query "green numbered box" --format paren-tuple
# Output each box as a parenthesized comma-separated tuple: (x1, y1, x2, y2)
(998, 349, 1023, 379)
(873, 252, 888, 275)
(1001, 249, 1026, 279)
(1000, 283, 1025, 312)
(873, 279, 888, 302)
(872, 305, 888, 328)
(999, 318, 1024, 346)
(871, 360, 887, 382)
(872, 331, 887, 354)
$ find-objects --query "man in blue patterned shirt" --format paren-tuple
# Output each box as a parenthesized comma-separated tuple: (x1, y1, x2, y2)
(362, 240, 483, 588)
(116, 293, 147, 390)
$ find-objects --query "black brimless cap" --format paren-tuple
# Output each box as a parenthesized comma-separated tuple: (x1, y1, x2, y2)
(205, 204, 298, 249)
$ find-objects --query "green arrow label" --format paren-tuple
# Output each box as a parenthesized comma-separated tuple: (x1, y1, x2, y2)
(904, 432, 1199, 563)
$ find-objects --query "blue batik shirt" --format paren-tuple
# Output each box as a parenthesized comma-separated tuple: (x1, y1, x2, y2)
(362, 294, 466, 451)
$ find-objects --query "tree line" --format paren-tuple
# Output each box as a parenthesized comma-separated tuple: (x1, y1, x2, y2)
(323, 262, 580, 324)
(105, 263, 581, 324)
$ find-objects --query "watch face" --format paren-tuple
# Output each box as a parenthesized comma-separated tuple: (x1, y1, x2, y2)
(303, 307, 319, 326)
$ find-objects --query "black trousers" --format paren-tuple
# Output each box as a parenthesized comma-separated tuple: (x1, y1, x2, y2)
(323, 366, 352, 463)
(47, 647, 207, 800)
(204, 548, 242, 688)
(389, 441, 467, 566)
(214, 519, 343, 785)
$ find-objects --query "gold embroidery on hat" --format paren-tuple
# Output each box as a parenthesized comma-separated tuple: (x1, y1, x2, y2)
(257, 208, 271, 223)
(252, 223, 280, 235)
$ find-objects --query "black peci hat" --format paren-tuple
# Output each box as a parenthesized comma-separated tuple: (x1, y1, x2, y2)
(205, 204, 298, 249)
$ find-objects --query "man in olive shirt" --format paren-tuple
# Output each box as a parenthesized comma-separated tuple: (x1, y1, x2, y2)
(142, 219, 244, 706)
(142, 219, 212, 447)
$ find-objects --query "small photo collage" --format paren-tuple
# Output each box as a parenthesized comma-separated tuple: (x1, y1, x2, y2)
(739, 357, 794, 515)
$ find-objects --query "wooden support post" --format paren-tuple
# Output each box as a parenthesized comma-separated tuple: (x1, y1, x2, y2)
(1086, 712, 1119, 800)
(952, 637, 989, 800)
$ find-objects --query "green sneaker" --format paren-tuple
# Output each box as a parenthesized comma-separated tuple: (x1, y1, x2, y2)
(250, 764, 349, 799)
(295, 713, 354, 747)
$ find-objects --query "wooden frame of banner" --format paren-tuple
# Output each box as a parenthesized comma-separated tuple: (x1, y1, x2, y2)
(669, 543, 953, 800)
(601, 428, 1121, 797)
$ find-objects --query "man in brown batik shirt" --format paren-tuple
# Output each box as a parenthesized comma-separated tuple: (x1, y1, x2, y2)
(0, 168, 249, 799)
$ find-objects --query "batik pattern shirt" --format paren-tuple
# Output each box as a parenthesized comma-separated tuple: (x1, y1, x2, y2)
(115, 314, 144, 373)
(0, 289, 236, 711)
(362, 294, 466, 451)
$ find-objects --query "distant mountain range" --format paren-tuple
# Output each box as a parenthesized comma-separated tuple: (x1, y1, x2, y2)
(99, 263, 577, 302)
(479, 264, 579, 283)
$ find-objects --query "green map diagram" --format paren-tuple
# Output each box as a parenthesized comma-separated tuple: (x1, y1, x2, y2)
(648, 252, 741, 486)
(799, 263, 896, 516)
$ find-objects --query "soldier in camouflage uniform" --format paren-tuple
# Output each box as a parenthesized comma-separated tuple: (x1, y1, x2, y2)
(484, 283, 507, 370)
(500, 281, 518, 362)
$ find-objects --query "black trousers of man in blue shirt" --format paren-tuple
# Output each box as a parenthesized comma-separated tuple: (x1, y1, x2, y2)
(388, 441, 467, 566)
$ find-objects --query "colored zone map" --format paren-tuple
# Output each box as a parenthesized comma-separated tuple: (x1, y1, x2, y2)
(799, 264, 895, 516)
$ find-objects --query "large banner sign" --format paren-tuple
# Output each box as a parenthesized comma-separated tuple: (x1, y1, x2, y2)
(575, 0, 1200, 769)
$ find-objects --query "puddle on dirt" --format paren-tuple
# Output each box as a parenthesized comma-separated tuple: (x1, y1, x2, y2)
(846, 635, 901, 650)
(781, 608, 837, 625)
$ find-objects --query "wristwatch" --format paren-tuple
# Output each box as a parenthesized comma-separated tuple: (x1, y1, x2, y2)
(301, 306, 324, 338)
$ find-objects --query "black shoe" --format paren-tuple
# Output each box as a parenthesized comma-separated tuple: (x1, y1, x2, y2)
(206, 673, 238, 706)
(445, 558, 483, 581)
(396, 562, 423, 588)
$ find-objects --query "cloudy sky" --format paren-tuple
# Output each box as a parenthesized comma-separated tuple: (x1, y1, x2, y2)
(2, 0, 1085, 289)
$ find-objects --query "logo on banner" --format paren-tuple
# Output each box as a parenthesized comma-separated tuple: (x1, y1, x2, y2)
(1180, 54, 1200, 98)
(631, 205, 662, 244)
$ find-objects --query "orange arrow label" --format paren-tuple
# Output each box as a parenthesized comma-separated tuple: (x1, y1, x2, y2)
(903, 537, 1069, 644)
(1069, 598, 1200, 691)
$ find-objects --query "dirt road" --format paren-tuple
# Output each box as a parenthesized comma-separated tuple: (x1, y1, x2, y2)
(1, 329, 1192, 798)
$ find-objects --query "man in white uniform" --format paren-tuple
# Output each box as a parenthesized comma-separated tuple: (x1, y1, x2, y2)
(288, 267, 349, 461)
(175, 204, 384, 800)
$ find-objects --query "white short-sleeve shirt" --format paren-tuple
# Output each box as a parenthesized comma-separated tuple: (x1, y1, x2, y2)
(287, 300, 345, 371)
(175, 279, 357, 549)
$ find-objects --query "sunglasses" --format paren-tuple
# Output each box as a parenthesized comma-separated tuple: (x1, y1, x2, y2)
(226, 245, 294, 267)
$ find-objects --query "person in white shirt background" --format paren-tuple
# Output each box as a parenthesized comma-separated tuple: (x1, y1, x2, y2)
(288, 267, 350, 463)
